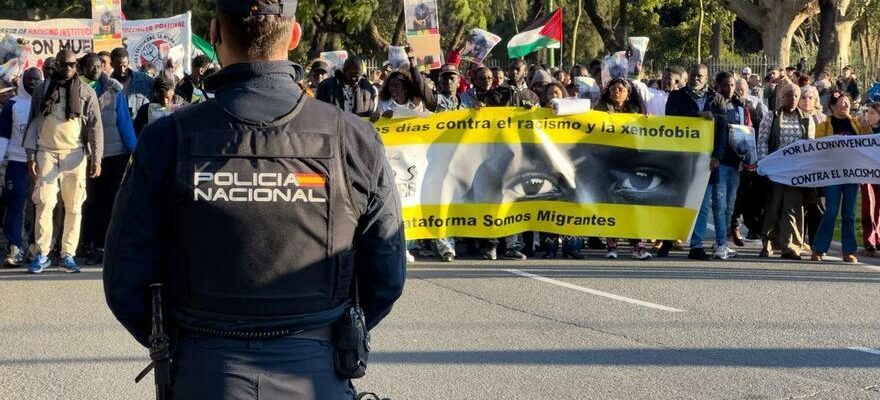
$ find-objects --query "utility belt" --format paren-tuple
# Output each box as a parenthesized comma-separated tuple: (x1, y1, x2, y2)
(176, 321, 333, 342)
(177, 305, 369, 380)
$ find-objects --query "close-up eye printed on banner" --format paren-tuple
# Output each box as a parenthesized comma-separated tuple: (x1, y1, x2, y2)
(375, 108, 714, 241)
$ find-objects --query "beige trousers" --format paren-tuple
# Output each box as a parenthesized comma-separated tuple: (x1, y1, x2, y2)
(33, 149, 88, 256)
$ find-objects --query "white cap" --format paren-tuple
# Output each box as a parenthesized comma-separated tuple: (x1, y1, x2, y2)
(742, 67, 752, 76)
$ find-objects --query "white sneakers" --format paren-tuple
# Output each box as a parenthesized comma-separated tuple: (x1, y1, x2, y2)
(713, 245, 738, 260)
(632, 247, 653, 260)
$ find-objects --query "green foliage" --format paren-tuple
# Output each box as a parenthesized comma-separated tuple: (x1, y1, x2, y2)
(0, 0, 817, 71)
(0, 0, 90, 20)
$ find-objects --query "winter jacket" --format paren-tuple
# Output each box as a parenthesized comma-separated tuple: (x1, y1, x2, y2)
(0, 71, 42, 162)
(315, 75, 378, 117)
(93, 74, 137, 157)
(23, 78, 104, 163)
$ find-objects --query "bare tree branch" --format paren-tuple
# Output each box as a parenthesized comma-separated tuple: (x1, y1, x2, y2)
(583, 0, 625, 52)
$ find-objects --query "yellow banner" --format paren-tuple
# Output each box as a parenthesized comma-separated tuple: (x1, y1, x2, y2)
(376, 107, 714, 153)
(377, 108, 714, 240)
(402, 203, 698, 240)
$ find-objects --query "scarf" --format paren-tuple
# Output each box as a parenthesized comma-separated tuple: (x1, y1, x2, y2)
(41, 74, 83, 120)
(689, 86, 709, 103)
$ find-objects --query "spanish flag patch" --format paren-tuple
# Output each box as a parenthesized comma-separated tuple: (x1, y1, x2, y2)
(294, 173, 327, 187)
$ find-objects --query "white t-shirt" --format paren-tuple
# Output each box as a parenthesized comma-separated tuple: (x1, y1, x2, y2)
(379, 99, 426, 114)
(630, 80, 669, 116)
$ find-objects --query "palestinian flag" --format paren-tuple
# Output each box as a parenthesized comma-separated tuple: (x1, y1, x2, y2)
(507, 8, 563, 59)
(192, 34, 218, 63)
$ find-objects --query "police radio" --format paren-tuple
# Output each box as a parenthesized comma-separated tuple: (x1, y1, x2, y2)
(333, 279, 370, 379)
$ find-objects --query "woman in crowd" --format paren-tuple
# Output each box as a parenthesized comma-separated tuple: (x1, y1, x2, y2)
(798, 85, 826, 248)
(595, 78, 646, 114)
(811, 91, 870, 262)
(375, 69, 427, 119)
(798, 85, 826, 126)
(757, 81, 815, 260)
(863, 102, 880, 256)
(134, 76, 187, 135)
(376, 67, 435, 262)
(594, 79, 651, 259)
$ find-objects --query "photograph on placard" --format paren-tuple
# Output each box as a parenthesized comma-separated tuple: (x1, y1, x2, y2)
(406, 34, 443, 70)
(404, 0, 440, 35)
(460, 29, 501, 65)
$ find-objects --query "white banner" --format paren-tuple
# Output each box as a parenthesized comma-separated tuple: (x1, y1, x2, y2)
(0, 12, 191, 74)
(122, 12, 192, 75)
(757, 134, 880, 187)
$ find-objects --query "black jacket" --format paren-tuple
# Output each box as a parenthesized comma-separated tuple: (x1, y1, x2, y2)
(315, 73, 378, 117)
(665, 86, 713, 118)
(103, 61, 405, 347)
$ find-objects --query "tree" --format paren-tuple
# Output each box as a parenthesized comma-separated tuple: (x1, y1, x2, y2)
(813, 0, 872, 74)
(583, 0, 627, 52)
(720, 0, 819, 66)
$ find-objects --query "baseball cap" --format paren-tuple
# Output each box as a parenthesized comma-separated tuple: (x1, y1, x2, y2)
(216, 0, 297, 17)
(531, 70, 553, 86)
(310, 60, 328, 73)
(439, 63, 459, 77)
(741, 67, 752, 76)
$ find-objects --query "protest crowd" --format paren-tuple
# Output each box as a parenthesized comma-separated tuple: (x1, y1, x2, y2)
(0, 28, 879, 273)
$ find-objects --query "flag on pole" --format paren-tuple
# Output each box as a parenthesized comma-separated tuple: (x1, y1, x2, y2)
(507, 8, 563, 59)
(192, 34, 217, 62)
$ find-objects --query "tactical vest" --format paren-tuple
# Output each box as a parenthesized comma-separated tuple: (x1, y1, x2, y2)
(99, 85, 127, 157)
(168, 97, 359, 320)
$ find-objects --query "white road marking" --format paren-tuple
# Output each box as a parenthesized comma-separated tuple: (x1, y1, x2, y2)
(504, 268, 685, 313)
(847, 347, 880, 356)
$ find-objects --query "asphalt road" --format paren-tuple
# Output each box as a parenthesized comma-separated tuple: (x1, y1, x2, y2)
(1, 243, 879, 400)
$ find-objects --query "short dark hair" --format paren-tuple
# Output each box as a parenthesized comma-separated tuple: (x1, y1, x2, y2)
(715, 71, 732, 84)
(153, 75, 176, 93)
(217, 0, 293, 59)
(110, 47, 129, 61)
(192, 54, 212, 70)
(828, 90, 851, 107)
(78, 52, 100, 69)
(97, 51, 111, 59)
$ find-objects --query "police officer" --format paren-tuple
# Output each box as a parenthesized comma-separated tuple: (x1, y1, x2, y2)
(102, 0, 406, 398)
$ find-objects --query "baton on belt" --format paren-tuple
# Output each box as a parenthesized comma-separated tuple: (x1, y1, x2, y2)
(135, 283, 171, 400)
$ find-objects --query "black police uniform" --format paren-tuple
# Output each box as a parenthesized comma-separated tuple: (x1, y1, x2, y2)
(103, 59, 406, 398)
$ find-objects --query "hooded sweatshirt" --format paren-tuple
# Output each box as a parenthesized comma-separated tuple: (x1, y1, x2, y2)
(0, 69, 42, 162)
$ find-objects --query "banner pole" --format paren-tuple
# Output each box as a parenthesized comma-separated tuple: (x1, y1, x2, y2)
(547, 0, 555, 68)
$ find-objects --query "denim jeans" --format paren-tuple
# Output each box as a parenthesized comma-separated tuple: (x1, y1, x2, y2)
(814, 184, 859, 254)
(3, 161, 28, 248)
(435, 238, 456, 256)
(690, 165, 740, 248)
